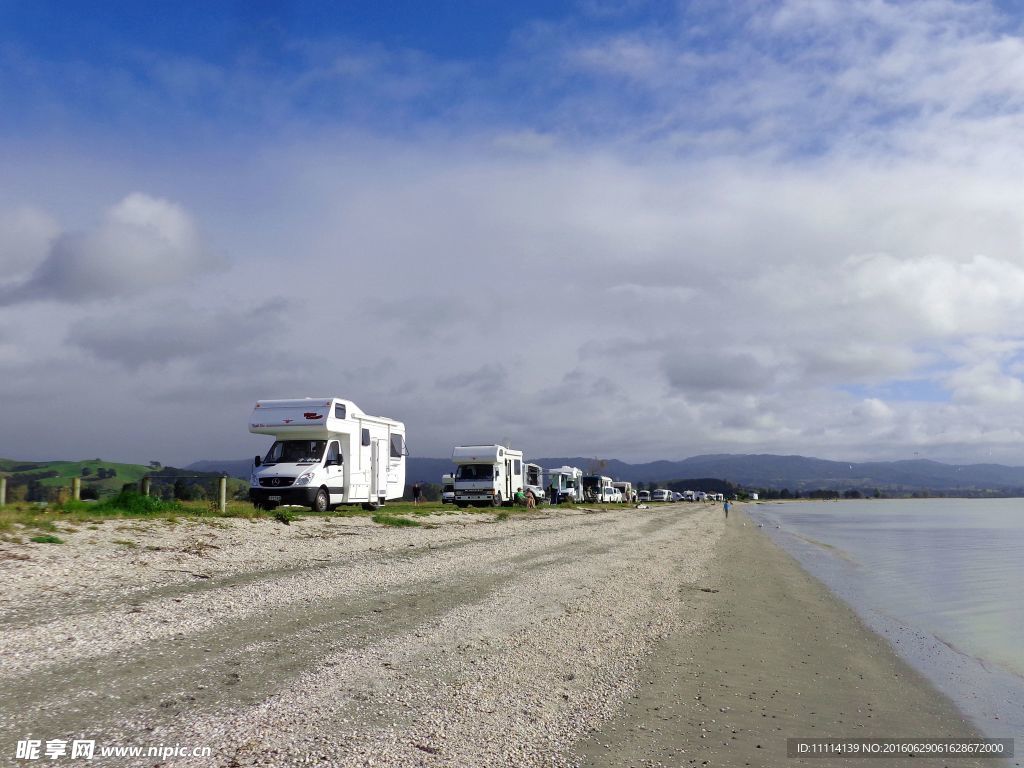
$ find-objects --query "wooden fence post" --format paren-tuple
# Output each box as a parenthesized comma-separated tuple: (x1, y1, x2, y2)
(71, 477, 81, 501)
(218, 476, 227, 514)
(0, 477, 6, 506)
(140, 477, 151, 497)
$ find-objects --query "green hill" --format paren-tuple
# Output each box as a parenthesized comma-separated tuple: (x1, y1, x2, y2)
(0, 459, 241, 502)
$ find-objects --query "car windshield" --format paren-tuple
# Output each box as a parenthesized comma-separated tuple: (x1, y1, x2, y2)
(456, 464, 493, 480)
(263, 440, 326, 465)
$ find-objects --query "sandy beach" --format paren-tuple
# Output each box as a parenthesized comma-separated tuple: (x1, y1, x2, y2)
(576, 507, 1007, 767)
(0, 503, 1009, 767)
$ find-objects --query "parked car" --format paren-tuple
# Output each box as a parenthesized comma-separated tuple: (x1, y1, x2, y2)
(612, 481, 633, 503)
(603, 485, 623, 503)
(637, 490, 651, 502)
(651, 489, 671, 502)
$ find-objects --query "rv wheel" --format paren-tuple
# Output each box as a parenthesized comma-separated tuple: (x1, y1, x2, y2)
(491, 492, 502, 507)
(312, 488, 329, 514)
(362, 501, 380, 511)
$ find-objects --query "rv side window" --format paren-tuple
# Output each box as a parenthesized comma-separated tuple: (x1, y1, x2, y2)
(390, 434, 403, 458)
(514, 459, 521, 475)
(334, 404, 346, 419)
(361, 428, 370, 447)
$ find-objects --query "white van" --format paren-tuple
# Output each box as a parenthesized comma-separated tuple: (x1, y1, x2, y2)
(604, 486, 623, 503)
(651, 489, 671, 502)
(248, 398, 405, 513)
(452, 445, 524, 507)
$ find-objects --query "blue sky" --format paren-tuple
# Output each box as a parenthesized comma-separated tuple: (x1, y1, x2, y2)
(4, 1, 1024, 465)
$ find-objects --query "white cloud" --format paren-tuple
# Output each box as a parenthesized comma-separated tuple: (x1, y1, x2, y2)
(0, 193, 211, 304)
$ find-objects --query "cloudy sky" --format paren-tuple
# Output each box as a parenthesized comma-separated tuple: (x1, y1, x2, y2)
(4, 0, 1024, 466)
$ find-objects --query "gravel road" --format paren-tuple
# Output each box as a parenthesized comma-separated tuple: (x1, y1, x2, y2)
(1, 504, 721, 766)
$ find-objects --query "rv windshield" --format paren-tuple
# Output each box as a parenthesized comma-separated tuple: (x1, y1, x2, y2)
(263, 440, 327, 465)
(456, 464, 494, 481)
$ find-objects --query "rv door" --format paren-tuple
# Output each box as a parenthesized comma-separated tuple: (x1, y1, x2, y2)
(371, 439, 388, 500)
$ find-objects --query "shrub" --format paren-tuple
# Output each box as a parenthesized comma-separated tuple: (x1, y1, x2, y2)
(94, 491, 181, 516)
(30, 534, 63, 544)
(273, 509, 296, 525)
(371, 513, 421, 527)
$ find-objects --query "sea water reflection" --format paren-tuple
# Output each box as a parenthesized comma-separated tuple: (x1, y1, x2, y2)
(750, 498, 1024, 744)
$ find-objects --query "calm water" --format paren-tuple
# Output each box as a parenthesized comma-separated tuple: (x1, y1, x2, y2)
(748, 498, 1024, 743)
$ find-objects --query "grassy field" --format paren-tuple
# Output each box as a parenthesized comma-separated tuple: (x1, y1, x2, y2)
(0, 493, 647, 542)
(0, 458, 249, 504)
(0, 458, 157, 501)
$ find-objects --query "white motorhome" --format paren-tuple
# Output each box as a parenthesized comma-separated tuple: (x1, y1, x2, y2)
(249, 398, 405, 513)
(452, 445, 524, 507)
(441, 473, 455, 504)
(546, 465, 583, 503)
(524, 462, 546, 505)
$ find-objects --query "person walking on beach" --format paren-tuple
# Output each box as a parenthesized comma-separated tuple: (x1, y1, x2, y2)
(412, 482, 422, 505)
(723, 500, 730, 519)
(548, 481, 558, 505)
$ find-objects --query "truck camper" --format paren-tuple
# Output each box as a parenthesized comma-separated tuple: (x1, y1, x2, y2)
(248, 398, 405, 513)
(546, 466, 583, 503)
(452, 444, 524, 507)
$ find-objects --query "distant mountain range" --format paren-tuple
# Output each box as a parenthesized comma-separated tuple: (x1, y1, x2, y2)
(188, 453, 1024, 493)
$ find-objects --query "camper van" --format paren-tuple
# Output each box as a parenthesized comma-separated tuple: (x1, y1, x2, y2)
(452, 445, 524, 507)
(441, 473, 455, 504)
(248, 398, 405, 513)
(524, 462, 546, 505)
(546, 465, 583, 503)
(582, 474, 614, 502)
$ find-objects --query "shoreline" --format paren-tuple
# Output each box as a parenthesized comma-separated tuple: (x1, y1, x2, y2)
(574, 505, 1013, 767)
